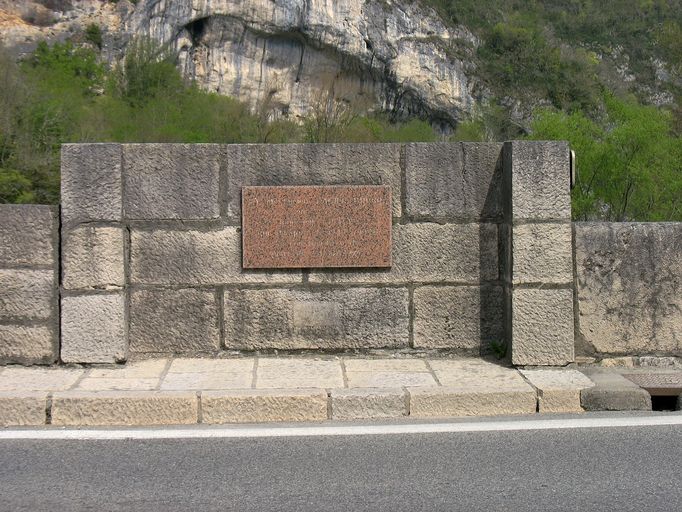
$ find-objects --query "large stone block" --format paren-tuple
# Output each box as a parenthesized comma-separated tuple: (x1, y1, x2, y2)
(61, 143, 122, 224)
(0, 205, 56, 267)
(0, 269, 54, 321)
(504, 141, 571, 221)
(224, 143, 402, 220)
(130, 227, 300, 285)
(0, 325, 57, 364)
(310, 223, 499, 284)
(511, 288, 574, 365)
(61, 293, 127, 363)
(122, 144, 220, 220)
(512, 223, 573, 284)
(223, 288, 410, 349)
(62, 226, 125, 290)
(413, 285, 504, 350)
(201, 389, 328, 423)
(0, 393, 47, 426)
(129, 288, 221, 353)
(51, 391, 198, 426)
(575, 223, 682, 356)
(520, 369, 594, 413)
(405, 142, 503, 220)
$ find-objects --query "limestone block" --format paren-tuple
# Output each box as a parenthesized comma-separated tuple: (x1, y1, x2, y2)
(428, 358, 533, 390)
(309, 223, 499, 284)
(61, 293, 127, 364)
(224, 143, 402, 220)
(575, 222, 682, 356)
(331, 388, 407, 420)
(51, 391, 198, 426)
(413, 285, 503, 350)
(0, 269, 54, 321)
(409, 387, 537, 417)
(505, 141, 571, 220)
(405, 142, 503, 220)
(345, 371, 436, 388)
(62, 226, 125, 290)
(122, 144, 220, 220)
(129, 288, 221, 353)
(0, 325, 57, 364)
(0, 393, 47, 426)
(130, 227, 300, 285)
(520, 369, 595, 413)
(512, 223, 573, 284)
(511, 288, 574, 366)
(201, 389, 328, 423)
(61, 143, 122, 224)
(224, 288, 410, 350)
(0, 205, 56, 266)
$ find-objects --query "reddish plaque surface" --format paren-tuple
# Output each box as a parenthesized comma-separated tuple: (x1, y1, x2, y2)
(242, 185, 392, 268)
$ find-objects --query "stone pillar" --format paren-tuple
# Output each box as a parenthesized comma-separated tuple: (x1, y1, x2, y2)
(60, 144, 127, 363)
(503, 141, 574, 365)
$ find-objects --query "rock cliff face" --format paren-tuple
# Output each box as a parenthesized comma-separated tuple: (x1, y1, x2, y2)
(126, 0, 477, 128)
(0, 0, 478, 128)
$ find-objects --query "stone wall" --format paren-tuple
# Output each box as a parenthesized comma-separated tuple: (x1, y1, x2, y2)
(575, 223, 682, 358)
(0, 205, 59, 364)
(59, 142, 513, 362)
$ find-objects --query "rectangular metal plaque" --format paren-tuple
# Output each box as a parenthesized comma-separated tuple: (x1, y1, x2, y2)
(242, 185, 392, 269)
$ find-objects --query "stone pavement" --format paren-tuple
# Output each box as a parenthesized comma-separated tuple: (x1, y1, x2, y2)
(0, 357, 611, 427)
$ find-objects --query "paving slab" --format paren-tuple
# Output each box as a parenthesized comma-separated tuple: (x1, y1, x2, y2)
(161, 372, 253, 391)
(520, 369, 595, 413)
(345, 371, 436, 388)
(0, 367, 84, 392)
(255, 359, 344, 389)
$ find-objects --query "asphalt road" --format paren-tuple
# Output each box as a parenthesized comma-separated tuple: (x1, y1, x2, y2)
(1, 414, 681, 512)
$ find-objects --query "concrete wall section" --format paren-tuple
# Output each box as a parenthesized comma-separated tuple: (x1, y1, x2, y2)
(0, 205, 59, 364)
(575, 223, 682, 357)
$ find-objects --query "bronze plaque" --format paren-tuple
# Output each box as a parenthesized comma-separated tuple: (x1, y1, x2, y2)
(242, 185, 392, 268)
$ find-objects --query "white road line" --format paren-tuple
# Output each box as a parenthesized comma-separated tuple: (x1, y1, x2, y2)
(1, 414, 681, 440)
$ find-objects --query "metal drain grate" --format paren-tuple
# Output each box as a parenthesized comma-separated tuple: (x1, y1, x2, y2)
(623, 373, 682, 397)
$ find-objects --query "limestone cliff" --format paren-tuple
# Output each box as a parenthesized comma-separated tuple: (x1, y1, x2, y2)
(126, 0, 477, 127)
(0, 0, 478, 128)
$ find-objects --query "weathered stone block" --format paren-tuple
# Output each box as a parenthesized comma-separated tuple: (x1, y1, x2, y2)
(505, 141, 571, 220)
(413, 285, 504, 350)
(405, 142, 502, 220)
(224, 288, 410, 349)
(0, 205, 56, 267)
(51, 391, 198, 426)
(0, 325, 57, 364)
(512, 223, 573, 284)
(61, 143, 122, 224)
(0, 393, 47, 426)
(575, 223, 682, 356)
(511, 288, 574, 365)
(61, 293, 126, 363)
(224, 143, 402, 220)
(62, 226, 125, 290)
(309, 223, 499, 284)
(129, 288, 220, 353)
(0, 269, 54, 321)
(123, 144, 220, 220)
(130, 227, 300, 285)
(579, 370, 652, 411)
(331, 388, 407, 420)
(201, 389, 328, 423)
(409, 387, 537, 417)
